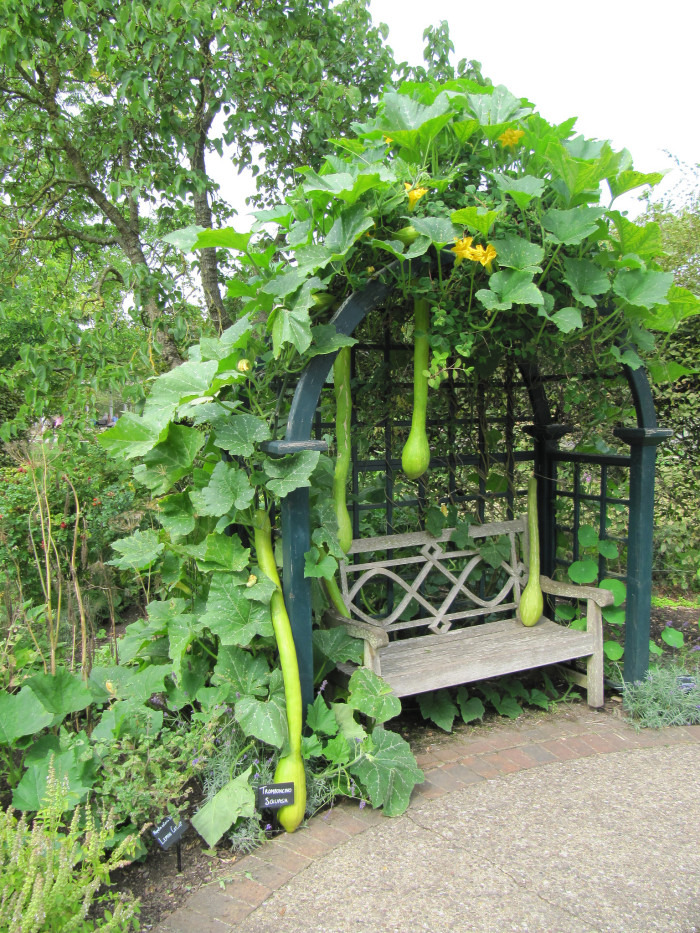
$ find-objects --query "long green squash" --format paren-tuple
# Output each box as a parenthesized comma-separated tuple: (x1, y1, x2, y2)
(518, 475, 544, 627)
(401, 297, 431, 480)
(253, 509, 306, 831)
(333, 346, 353, 553)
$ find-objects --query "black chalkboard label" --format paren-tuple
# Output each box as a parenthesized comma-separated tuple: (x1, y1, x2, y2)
(256, 782, 295, 810)
(151, 816, 188, 850)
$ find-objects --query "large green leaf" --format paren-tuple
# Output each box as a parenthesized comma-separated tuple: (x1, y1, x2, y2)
(608, 170, 664, 200)
(264, 450, 321, 498)
(157, 492, 195, 538)
(467, 85, 531, 125)
(191, 767, 255, 847)
(325, 204, 375, 258)
(307, 325, 356, 358)
(347, 668, 401, 724)
(609, 213, 664, 259)
(13, 746, 95, 812)
(476, 270, 543, 311)
(184, 532, 251, 572)
(489, 235, 543, 273)
(642, 286, 700, 333)
(199, 315, 253, 361)
(134, 425, 205, 495)
(491, 174, 545, 209)
(613, 269, 673, 309)
(450, 206, 501, 237)
(306, 694, 339, 737)
(194, 227, 253, 252)
(189, 461, 255, 517)
(417, 690, 458, 732)
(90, 664, 168, 703)
(349, 726, 424, 817)
(142, 361, 218, 429)
(270, 293, 313, 357)
(381, 90, 450, 131)
(212, 413, 271, 457)
(412, 216, 460, 247)
(0, 688, 54, 745)
(97, 413, 164, 460)
(549, 307, 583, 333)
(108, 529, 164, 571)
(202, 573, 273, 646)
(213, 645, 270, 697)
(26, 670, 93, 719)
(542, 207, 605, 245)
(562, 258, 610, 307)
(330, 702, 367, 744)
(371, 234, 432, 262)
(235, 691, 287, 748)
(161, 224, 205, 252)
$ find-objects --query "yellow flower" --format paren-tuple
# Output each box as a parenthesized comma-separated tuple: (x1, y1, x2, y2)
(384, 135, 393, 145)
(470, 243, 498, 270)
(105, 680, 116, 696)
(498, 127, 525, 149)
(404, 183, 428, 210)
(237, 358, 251, 373)
(440, 503, 449, 517)
(451, 235, 476, 265)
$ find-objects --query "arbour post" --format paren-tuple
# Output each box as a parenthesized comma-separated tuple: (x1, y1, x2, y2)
(613, 426, 671, 683)
(523, 424, 571, 582)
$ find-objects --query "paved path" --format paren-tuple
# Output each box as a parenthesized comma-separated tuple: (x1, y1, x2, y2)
(155, 707, 700, 933)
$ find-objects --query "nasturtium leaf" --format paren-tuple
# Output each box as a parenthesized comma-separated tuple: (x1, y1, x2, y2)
(213, 645, 270, 698)
(661, 627, 684, 649)
(549, 307, 583, 333)
(142, 361, 218, 430)
(577, 525, 599, 548)
(599, 579, 626, 609)
(417, 690, 457, 732)
(476, 269, 543, 312)
(347, 668, 401, 724)
(162, 224, 205, 252)
(597, 539, 619, 560)
(157, 492, 195, 538)
(190, 461, 255, 517)
(306, 694, 339, 737)
(212, 413, 271, 457)
(97, 413, 165, 460)
(194, 227, 253, 252)
(613, 269, 673, 309)
(264, 450, 321, 498)
(562, 258, 610, 305)
(412, 216, 460, 246)
(26, 670, 93, 719)
(349, 726, 423, 817)
(603, 607, 626, 626)
(649, 640, 664, 657)
(489, 235, 543, 273)
(0, 688, 54, 745)
(491, 173, 545, 209)
(108, 529, 164, 571)
(450, 206, 501, 237)
(603, 640, 624, 661)
(456, 687, 485, 724)
(567, 559, 598, 585)
(202, 573, 273, 646)
(542, 207, 605, 245)
(235, 692, 287, 748)
(191, 767, 255, 848)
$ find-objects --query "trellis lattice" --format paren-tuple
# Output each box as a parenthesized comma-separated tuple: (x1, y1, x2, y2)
(339, 525, 525, 635)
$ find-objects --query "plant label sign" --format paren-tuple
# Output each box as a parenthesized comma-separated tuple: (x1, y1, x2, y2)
(256, 782, 295, 810)
(151, 816, 188, 850)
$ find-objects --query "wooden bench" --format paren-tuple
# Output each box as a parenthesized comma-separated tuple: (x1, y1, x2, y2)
(324, 518, 613, 707)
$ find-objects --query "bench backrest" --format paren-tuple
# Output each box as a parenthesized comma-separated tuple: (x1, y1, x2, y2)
(338, 518, 529, 635)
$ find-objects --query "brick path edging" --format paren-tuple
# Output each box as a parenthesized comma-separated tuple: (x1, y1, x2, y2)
(154, 713, 700, 932)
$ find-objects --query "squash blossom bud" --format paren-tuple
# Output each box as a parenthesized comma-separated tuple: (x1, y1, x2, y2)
(237, 358, 251, 373)
(246, 574, 257, 588)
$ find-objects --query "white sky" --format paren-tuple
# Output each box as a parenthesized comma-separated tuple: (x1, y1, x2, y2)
(213, 0, 700, 227)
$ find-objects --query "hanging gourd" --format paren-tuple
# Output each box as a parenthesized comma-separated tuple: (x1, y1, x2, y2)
(401, 297, 431, 480)
(518, 474, 544, 627)
(253, 509, 306, 831)
(333, 346, 353, 553)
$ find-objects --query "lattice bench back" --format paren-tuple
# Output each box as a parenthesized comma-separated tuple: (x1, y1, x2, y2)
(339, 518, 529, 635)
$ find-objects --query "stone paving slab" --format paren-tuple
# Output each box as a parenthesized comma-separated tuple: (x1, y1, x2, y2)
(154, 711, 700, 933)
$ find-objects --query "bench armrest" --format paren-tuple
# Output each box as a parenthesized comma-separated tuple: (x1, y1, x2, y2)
(539, 575, 615, 608)
(323, 609, 390, 649)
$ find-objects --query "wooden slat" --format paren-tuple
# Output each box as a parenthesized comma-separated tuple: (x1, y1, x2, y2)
(378, 618, 597, 697)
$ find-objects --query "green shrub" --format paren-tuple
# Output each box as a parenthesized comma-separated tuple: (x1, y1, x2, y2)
(623, 664, 700, 729)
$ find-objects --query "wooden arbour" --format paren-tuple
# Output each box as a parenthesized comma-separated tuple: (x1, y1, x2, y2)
(262, 254, 670, 715)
